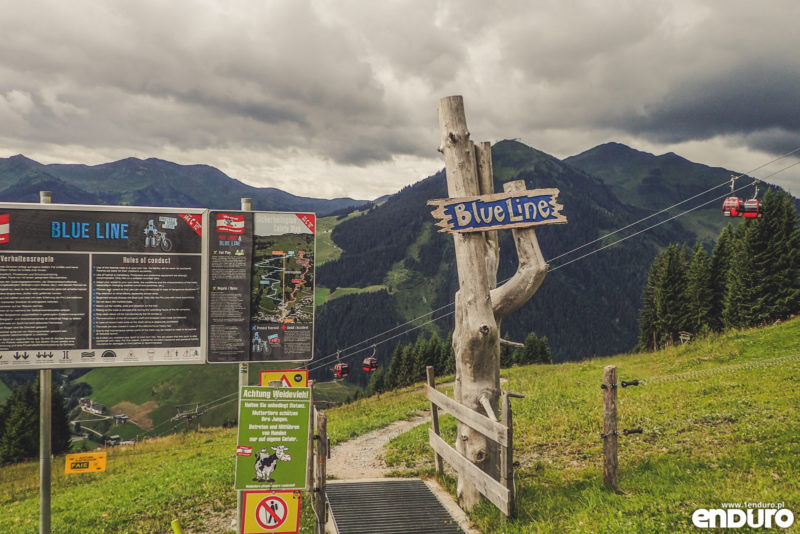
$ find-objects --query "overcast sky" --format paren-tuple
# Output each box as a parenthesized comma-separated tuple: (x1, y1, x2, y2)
(2, 0, 799, 199)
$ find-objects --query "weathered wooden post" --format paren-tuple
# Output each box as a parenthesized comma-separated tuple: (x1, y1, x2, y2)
(426, 366, 445, 476)
(602, 365, 618, 489)
(432, 95, 563, 509)
(500, 391, 514, 517)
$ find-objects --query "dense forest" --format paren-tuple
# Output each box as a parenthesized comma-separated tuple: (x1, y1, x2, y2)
(639, 188, 800, 349)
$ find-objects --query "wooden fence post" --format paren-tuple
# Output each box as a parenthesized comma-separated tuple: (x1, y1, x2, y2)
(602, 365, 618, 489)
(500, 391, 514, 518)
(426, 366, 444, 476)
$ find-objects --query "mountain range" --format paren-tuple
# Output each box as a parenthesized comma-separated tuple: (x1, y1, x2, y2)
(0, 154, 368, 215)
(1, 142, 795, 386)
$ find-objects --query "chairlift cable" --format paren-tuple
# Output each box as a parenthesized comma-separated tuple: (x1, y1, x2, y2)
(305, 155, 800, 377)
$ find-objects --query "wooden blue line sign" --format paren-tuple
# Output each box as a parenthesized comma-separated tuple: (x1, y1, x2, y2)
(427, 188, 566, 233)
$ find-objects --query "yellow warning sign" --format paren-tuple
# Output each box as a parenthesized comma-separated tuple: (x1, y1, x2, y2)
(259, 369, 308, 388)
(241, 490, 301, 534)
(65, 452, 107, 474)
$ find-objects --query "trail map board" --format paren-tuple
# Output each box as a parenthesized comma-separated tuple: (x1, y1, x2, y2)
(0, 203, 206, 370)
(207, 211, 315, 363)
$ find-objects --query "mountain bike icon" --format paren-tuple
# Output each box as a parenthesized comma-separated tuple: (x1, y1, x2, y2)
(144, 220, 173, 252)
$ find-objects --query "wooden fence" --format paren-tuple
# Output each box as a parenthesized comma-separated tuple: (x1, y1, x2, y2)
(425, 366, 520, 517)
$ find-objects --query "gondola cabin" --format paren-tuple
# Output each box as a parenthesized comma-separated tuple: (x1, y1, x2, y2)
(361, 357, 378, 372)
(722, 197, 743, 217)
(743, 198, 762, 219)
(333, 363, 350, 379)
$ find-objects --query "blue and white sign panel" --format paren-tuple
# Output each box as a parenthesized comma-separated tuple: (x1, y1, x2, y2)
(427, 188, 566, 234)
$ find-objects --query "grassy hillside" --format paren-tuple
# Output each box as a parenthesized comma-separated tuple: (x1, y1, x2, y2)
(380, 319, 800, 533)
(75, 364, 358, 439)
(2, 319, 798, 533)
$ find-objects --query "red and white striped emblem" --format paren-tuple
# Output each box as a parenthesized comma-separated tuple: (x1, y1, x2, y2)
(0, 214, 9, 244)
(216, 214, 245, 234)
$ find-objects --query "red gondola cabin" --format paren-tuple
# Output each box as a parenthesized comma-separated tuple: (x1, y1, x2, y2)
(333, 363, 350, 379)
(743, 198, 762, 218)
(722, 197, 743, 217)
(362, 357, 378, 372)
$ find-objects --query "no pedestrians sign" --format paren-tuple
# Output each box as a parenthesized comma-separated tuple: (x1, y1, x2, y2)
(241, 490, 301, 534)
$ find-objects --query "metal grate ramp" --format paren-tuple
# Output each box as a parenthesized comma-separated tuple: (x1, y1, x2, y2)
(326, 479, 465, 534)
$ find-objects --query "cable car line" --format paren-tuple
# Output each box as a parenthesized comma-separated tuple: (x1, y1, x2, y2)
(549, 144, 800, 264)
(305, 154, 800, 378)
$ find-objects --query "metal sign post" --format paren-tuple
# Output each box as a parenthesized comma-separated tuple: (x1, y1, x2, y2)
(0, 192, 207, 533)
(39, 190, 51, 534)
(237, 197, 252, 528)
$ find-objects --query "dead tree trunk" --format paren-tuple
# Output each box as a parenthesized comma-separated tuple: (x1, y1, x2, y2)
(438, 95, 548, 509)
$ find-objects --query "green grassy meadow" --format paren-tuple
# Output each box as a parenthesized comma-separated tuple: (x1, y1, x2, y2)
(1, 319, 798, 533)
(381, 319, 800, 533)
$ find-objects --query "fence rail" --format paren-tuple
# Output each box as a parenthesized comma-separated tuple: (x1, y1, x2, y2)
(425, 366, 517, 517)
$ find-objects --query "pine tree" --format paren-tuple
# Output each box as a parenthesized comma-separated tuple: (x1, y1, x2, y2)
(425, 332, 445, 376)
(393, 345, 414, 388)
(411, 336, 429, 384)
(513, 332, 552, 365)
(709, 224, 735, 330)
(500, 333, 515, 368)
(51, 385, 71, 456)
(385, 344, 403, 390)
(639, 250, 666, 350)
(657, 244, 690, 345)
(442, 341, 456, 375)
(0, 380, 72, 464)
(755, 189, 800, 320)
(0, 383, 37, 464)
(684, 243, 713, 334)
(366, 367, 386, 396)
(723, 224, 758, 328)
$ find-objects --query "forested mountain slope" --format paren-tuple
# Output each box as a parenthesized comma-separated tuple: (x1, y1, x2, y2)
(313, 140, 695, 381)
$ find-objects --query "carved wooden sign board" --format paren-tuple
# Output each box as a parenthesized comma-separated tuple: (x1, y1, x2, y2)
(427, 188, 566, 233)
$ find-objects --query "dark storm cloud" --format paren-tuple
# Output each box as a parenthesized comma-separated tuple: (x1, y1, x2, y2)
(1, 0, 799, 196)
(621, 64, 800, 150)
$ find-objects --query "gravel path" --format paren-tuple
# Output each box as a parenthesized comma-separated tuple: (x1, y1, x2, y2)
(327, 414, 429, 479)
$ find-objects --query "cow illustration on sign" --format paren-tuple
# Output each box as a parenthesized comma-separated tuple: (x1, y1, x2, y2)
(254, 446, 291, 483)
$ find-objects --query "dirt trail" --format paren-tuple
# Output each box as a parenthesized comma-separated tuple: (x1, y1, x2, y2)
(327, 414, 429, 479)
(196, 415, 432, 533)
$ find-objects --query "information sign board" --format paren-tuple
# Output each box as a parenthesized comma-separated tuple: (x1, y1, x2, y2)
(0, 203, 207, 369)
(235, 386, 310, 491)
(241, 490, 302, 534)
(65, 451, 107, 474)
(207, 211, 315, 362)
